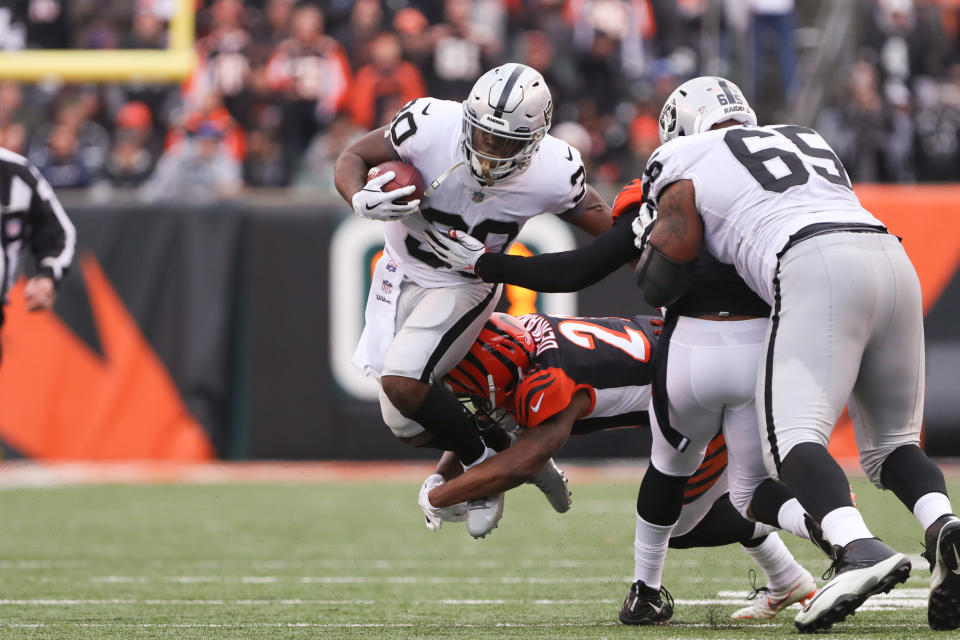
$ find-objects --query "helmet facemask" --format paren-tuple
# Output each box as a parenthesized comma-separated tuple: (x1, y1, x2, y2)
(462, 103, 549, 185)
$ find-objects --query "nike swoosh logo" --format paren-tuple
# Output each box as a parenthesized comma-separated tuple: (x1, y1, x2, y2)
(648, 602, 662, 615)
(565, 147, 573, 161)
(365, 203, 379, 210)
(531, 393, 544, 413)
(951, 544, 960, 575)
(421, 103, 431, 116)
(769, 584, 800, 609)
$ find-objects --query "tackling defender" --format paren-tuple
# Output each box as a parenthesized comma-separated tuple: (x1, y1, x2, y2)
(421, 312, 816, 623)
(334, 63, 611, 537)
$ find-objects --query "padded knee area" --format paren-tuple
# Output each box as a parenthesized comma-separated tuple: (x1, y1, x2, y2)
(379, 386, 426, 438)
(381, 375, 430, 417)
(636, 464, 690, 526)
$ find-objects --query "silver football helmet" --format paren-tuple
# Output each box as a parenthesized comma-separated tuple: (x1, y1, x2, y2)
(658, 76, 757, 144)
(462, 63, 553, 184)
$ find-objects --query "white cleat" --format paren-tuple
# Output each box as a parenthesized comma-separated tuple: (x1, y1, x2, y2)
(528, 458, 571, 513)
(731, 570, 817, 619)
(466, 493, 504, 539)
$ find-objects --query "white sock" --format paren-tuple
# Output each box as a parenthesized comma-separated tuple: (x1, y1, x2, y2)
(463, 446, 496, 471)
(821, 506, 873, 548)
(913, 492, 955, 531)
(742, 532, 804, 591)
(778, 498, 810, 540)
(633, 514, 676, 589)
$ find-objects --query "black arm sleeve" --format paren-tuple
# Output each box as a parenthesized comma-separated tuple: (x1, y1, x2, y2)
(474, 211, 640, 292)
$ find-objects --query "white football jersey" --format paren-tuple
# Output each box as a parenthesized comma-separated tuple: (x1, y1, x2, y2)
(383, 98, 586, 288)
(642, 124, 883, 305)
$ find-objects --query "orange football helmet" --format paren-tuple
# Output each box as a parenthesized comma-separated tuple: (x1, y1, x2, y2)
(446, 313, 535, 410)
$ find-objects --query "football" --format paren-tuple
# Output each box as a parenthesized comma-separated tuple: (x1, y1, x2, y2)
(368, 160, 426, 204)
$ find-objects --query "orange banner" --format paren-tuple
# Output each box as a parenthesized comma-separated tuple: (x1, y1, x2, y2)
(0, 256, 213, 460)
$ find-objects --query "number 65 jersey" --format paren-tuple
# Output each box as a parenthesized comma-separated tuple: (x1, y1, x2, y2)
(641, 124, 884, 306)
(383, 98, 587, 288)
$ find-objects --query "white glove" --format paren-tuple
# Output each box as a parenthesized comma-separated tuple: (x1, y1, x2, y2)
(352, 170, 420, 221)
(422, 228, 487, 272)
(631, 202, 657, 252)
(418, 473, 468, 531)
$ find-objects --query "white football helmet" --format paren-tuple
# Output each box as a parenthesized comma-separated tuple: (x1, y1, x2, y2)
(658, 76, 757, 144)
(462, 63, 553, 184)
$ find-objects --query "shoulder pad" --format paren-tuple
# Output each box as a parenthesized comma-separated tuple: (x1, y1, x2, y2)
(513, 366, 576, 427)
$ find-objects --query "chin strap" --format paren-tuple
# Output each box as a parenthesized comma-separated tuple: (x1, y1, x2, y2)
(424, 161, 465, 198)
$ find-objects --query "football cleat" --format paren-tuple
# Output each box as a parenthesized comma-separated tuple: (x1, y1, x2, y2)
(731, 569, 817, 619)
(467, 493, 505, 539)
(528, 458, 571, 513)
(794, 538, 911, 633)
(924, 515, 960, 630)
(619, 580, 674, 625)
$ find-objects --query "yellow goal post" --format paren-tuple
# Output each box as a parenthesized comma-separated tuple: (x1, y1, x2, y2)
(0, 0, 196, 83)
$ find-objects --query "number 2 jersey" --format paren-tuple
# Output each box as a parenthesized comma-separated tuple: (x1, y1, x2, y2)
(512, 314, 657, 434)
(641, 124, 884, 306)
(384, 98, 587, 288)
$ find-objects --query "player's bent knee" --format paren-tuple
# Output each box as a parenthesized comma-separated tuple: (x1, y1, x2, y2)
(861, 442, 918, 489)
(381, 375, 431, 417)
(379, 386, 427, 439)
(727, 486, 754, 520)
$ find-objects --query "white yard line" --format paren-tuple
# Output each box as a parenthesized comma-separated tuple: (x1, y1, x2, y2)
(0, 592, 931, 611)
(0, 622, 934, 629)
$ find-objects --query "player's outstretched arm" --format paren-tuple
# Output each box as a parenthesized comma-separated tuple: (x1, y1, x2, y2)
(427, 214, 639, 292)
(427, 392, 590, 508)
(333, 125, 400, 204)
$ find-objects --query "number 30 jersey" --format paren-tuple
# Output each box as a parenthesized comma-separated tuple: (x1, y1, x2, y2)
(512, 314, 658, 434)
(641, 124, 883, 306)
(384, 98, 587, 288)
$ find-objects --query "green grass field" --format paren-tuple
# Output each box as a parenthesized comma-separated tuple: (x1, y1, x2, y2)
(0, 470, 956, 639)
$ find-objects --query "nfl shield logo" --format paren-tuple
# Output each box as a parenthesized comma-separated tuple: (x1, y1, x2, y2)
(472, 191, 484, 203)
(381, 280, 393, 294)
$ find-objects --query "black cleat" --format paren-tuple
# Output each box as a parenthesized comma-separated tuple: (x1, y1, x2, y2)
(924, 515, 960, 631)
(794, 537, 911, 633)
(619, 580, 674, 625)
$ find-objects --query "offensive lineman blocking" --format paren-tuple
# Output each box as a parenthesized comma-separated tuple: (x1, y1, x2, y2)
(631, 76, 960, 632)
(334, 64, 611, 537)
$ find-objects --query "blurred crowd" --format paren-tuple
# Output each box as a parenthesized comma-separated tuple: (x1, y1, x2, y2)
(0, 0, 958, 201)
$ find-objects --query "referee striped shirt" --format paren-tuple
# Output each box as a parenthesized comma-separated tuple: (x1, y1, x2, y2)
(0, 147, 76, 314)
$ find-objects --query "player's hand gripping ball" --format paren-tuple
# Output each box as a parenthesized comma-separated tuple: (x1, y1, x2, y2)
(352, 160, 425, 221)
